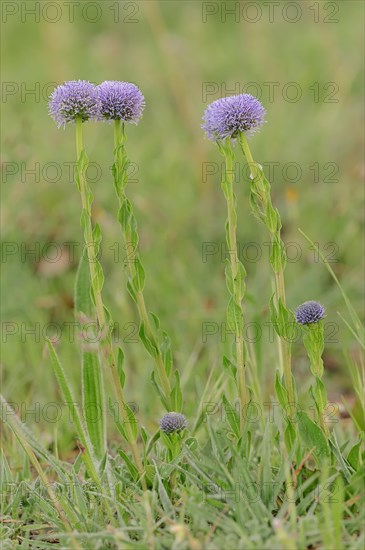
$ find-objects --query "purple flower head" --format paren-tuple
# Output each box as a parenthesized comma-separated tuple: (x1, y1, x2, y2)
(48, 80, 99, 128)
(97, 81, 145, 123)
(295, 301, 326, 325)
(160, 412, 187, 434)
(202, 94, 266, 141)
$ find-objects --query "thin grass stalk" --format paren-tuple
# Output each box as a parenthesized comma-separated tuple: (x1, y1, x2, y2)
(0, 395, 82, 548)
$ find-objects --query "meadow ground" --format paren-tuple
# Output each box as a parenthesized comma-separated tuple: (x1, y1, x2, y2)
(1, 1, 364, 548)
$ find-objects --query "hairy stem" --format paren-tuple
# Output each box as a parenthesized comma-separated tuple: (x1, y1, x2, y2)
(239, 132, 295, 412)
(221, 140, 248, 433)
(113, 120, 173, 410)
(75, 118, 146, 488)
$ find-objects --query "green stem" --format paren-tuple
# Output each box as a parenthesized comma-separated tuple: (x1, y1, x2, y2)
(75, 118, 146, 489)
(221, 141, 248, 432)
(76, 119, 105, 326)
(274, 268, 293, 408)
(304, 322, 328, 437)
(239, 132, 295, 412)
(113, 120, 173, 410)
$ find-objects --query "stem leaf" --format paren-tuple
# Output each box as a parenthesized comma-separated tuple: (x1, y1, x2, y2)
(82, 350, 106, 460)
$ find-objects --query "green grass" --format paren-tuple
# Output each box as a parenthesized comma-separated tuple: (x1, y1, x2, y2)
(1, 1, 364, 548)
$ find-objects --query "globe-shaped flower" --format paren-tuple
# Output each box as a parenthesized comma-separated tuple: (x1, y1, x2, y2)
(295, 301, 325, 325)
(160, 412, 187, 434)
(97, 81, 145, 123)
(202, 94, 266, 141)
(48, 80, 99, 128)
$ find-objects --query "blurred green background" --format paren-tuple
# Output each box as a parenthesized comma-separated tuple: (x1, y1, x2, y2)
(1, 1, 364, 449)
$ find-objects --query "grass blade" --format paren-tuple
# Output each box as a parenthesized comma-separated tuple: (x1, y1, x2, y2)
(298, 229, 364, 350)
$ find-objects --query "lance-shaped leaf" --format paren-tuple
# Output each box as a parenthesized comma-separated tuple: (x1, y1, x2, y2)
(75, 252, 106, 460)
